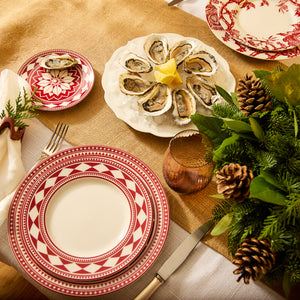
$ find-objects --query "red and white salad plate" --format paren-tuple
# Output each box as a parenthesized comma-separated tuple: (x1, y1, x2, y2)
(206, 0, 300, 60)
(8, 145, 169, 296)
(17, 49, 94, 111)
(218, 0, 300, 51)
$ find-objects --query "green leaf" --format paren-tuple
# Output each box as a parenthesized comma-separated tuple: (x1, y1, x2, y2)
(191, 113, 225, 148)
(215, 85, 238, 108)
(293, 109, 298, 138)
(263, 64, 300, 106)
(231, 92, 239, 108)
(249, 117, 264, 141)
(252, 70, 271, 80)
(259, 170, 286, 192)
(211, 213, 233, 236)
(282, 270, 291, 299)
(213, 133, 240, 162)
(250, 176, 287, 206)
(222, 118, 252, 133)
(210, 194, 225, 199)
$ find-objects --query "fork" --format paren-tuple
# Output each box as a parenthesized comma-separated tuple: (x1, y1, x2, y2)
(37, 122, 69, 162)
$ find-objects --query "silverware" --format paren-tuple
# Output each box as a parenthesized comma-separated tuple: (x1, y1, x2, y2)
(168, 0, 184, 6)
(134, 220, 213, 300)
(37, 122, 69, 162)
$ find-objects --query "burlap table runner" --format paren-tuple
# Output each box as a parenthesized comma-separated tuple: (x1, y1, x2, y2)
(1, 0, 285, 259)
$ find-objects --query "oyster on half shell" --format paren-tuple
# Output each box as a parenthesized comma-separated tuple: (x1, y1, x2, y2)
(172, 88, 196, 125)
(169, 39, 197, 65)
(144, 34, 169, 65)
(119, 73, 153, 95)
(39, 55, 78, 69)
(184, 51, 218, 76)
(186, 76, 220, 109)
(138, 83, 172, 116)
(120, 52, 152, 73)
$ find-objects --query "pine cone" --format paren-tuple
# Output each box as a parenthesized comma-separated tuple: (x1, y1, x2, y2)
(237, 73, 272, 115)
(216, 163, 254, 203)
(233, 238, 276, 284)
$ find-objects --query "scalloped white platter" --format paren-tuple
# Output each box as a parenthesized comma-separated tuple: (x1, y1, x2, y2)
(102, 33, 235, 137)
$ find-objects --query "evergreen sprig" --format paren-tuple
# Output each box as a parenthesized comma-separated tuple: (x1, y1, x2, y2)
(0, 87, 40, 130)
(191, 64, 300, 295)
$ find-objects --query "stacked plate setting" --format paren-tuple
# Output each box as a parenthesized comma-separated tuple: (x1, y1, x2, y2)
(206, 0, 300, 60)
(8, 145, 169, 296)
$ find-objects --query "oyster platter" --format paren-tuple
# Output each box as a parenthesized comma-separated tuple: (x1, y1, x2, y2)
(102, 33, 235, 137)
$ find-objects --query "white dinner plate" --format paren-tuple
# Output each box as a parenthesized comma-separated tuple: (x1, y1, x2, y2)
(218, 0, 300, 51)
(9, 145, 169, 295)
(206, 0, 300, 60)
(102, 33, 235, 137)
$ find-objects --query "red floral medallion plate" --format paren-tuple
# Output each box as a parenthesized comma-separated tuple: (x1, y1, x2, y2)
(17, 49, 94, 111)
(206, 0, 300, 59)
(218, 0, 300, 51)
(9, 146, 169, 296)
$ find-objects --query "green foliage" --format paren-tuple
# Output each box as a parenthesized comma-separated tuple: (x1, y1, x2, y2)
(0, 87, 40, 130)
(192, 65, 300, 294)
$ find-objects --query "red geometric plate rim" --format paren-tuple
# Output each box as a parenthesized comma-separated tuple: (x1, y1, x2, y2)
(17, 49, 94, 111)
(9, 147, 154, 282)
(205, 0, 300, 60)
(218, 0, 300, 51)
(8, 145, 169, 296)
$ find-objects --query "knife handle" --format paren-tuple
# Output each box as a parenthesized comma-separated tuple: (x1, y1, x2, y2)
(134, 274, 164, 300)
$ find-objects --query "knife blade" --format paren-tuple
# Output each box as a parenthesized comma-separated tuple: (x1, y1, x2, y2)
(168, 0, 184, 6)
(134, 220, 213, 300)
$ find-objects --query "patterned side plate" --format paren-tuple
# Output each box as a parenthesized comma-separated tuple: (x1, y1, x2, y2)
(218, 0, 300, 51)
(206, 0, 300, 60)
(18, 49, 94, 111)
(9, 145, 169, 296)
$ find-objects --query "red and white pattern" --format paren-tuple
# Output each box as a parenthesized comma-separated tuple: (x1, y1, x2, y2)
(18, 49, 94, 111)
(9, 145, 169, 296)
(218, 0, 300, 51)
(206, 0, 300, 59)
(25, 161, 153, 281)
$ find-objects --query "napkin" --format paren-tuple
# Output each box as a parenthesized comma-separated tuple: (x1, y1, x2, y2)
(0, 69, 31, 226)
(166, 0, 207, 21)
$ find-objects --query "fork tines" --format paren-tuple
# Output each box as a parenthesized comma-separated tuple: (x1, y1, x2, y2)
(46, 122, 69, 153)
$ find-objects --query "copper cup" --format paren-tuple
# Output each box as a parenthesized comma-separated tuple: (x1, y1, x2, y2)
(162, 129, 214, 194)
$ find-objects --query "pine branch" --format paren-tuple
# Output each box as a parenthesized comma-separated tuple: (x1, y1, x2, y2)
(0, 87, 40, 129)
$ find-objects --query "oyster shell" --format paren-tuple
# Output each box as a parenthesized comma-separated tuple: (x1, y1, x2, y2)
(184, 51, 218, 76)
(120, 52, 152, 73)
(144, 34, 169, 65)
(172, 88, 196, 125)
(186, 76, 220, 109)
(169, 39, 197, 65)
(119, 73, 153, 95)
(39, 55, 78, 69)
(138, 83, 172, 116)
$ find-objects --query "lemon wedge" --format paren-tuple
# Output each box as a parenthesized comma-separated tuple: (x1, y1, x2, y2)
(154, 58, 182, 85)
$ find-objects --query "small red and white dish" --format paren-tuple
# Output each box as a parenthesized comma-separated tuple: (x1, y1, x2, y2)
(18, 49, 94, 111)
(218, 0, 300, 51)
(9, 145, 169, 296)
(206, 0, 300, 60)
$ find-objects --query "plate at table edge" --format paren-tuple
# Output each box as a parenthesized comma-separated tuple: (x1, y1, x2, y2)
(205, 0, 300, 60)
(8, 145, 169, 296)
(217, 0, 300, 52)
(102, 33, 235, 138)
(10, 149, 154, 282)
(17, 49, 94, 111)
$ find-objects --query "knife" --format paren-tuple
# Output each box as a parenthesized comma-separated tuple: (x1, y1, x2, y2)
(168, 0, 184, 6)
(134, 220, 213, 300)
